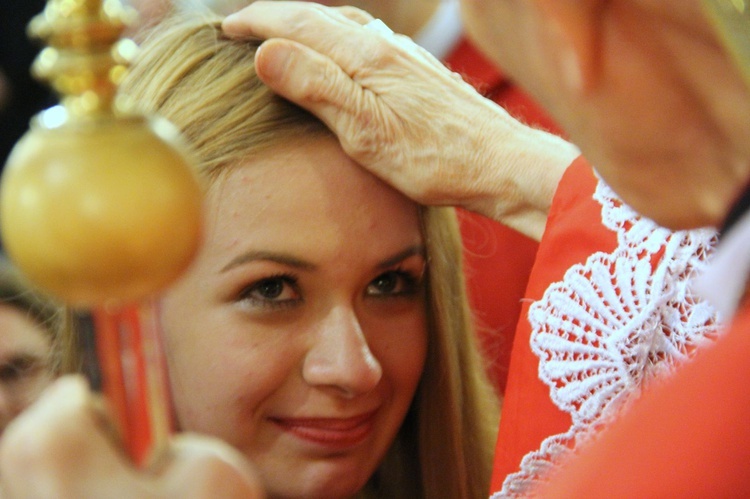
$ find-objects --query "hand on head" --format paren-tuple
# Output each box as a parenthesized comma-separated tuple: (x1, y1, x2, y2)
(222, 1, 579, 241)
(224, 0, 750, 230)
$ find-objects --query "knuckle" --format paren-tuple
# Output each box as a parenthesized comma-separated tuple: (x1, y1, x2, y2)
(334, 6, 373, 25)
(341, 101, 388, 158)
(350, 41, 400, 82)
(282, 54, 335, 103)
(345, 128, 380, 158)
(283, 6, 329, 35)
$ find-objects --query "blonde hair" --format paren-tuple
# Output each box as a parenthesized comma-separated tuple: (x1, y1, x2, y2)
(122, 14, 499, 498)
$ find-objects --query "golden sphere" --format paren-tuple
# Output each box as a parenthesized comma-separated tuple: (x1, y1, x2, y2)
(0, 113, 203, 307)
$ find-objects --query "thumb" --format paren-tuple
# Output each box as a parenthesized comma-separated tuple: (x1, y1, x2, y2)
(163, 434, 266, 499)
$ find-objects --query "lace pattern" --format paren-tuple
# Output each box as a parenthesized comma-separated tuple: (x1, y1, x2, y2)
(492, 177, 720, 498)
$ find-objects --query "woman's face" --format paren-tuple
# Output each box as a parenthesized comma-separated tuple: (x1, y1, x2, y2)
(160, 137, 428, 498)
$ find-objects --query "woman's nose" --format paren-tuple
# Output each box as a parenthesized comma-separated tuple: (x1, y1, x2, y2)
(302, 305, 382, 398)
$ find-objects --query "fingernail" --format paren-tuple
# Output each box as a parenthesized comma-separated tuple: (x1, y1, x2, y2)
(255, 41, 293, 84)
(222, 12, 240, 30)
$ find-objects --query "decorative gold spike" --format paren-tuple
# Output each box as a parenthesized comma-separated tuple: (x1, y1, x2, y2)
(0, 0, 199, 469)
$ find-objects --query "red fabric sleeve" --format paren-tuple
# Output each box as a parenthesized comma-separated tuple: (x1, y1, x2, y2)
(536, 301, 750, 497)
(490, 157, 617, 491)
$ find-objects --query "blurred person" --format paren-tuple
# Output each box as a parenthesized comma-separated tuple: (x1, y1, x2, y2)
(0, 257, 61, 440)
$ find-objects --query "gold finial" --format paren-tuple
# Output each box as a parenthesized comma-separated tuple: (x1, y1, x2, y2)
(27, 0, 138, 120)
(0, 0, 203, 308)
(0, 0, 197, 469)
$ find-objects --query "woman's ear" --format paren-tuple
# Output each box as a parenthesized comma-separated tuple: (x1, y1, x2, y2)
(534, 0, 605, 94)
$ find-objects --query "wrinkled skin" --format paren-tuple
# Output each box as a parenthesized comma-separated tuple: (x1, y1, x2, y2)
(224, 0, 750, 229)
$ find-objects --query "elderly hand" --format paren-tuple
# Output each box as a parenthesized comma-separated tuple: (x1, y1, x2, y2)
(0, 376, 264, 499)
(222, 1, 579, 240)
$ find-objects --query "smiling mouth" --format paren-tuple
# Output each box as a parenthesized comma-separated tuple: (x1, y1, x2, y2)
(270, 411, 377, 447)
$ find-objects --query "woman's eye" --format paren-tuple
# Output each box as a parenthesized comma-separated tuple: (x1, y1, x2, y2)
(367, 270, 420, 297)
(238, 275, 300, 309)
(0, 356, 41, 383)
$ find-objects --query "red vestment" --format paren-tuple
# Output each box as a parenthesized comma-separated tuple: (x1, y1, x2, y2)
(443, 38, 564, 395)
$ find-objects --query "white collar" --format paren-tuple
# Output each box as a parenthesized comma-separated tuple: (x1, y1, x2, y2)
(413, 0, 463, 60)
(695, 209, 750, 319)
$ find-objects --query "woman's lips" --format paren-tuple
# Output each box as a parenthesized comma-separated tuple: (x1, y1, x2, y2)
(270, 411, 377, 447)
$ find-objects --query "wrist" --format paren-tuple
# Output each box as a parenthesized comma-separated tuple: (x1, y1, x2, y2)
(467, 103, 579, 240)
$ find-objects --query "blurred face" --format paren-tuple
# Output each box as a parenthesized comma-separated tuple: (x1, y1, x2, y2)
(461, 0, 750, 228)
(160, 137, 428, 498)
(0, 305, 52, 439)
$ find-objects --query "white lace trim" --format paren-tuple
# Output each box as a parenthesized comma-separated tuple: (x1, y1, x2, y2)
(491, 176, 720, 498)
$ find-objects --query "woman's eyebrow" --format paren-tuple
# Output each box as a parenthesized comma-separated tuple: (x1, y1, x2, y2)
(376, 245, 426, 270)
(220, 250, 317, 273)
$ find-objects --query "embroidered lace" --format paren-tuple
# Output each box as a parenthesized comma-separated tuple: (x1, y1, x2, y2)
(493, 177, 720, 498)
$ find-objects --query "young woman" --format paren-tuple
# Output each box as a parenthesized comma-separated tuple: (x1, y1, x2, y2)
(109, 14, 498, 498)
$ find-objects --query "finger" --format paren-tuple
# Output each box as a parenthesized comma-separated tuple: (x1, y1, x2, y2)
(223, 1, 365, 38)
(222, 1, 395, 75)
(0, 376, 265, 499)
(332, 6, 374, 26)
(162, 434, 265, 499)
(0, 376, 135, 498)
(226, 1, 448, 78)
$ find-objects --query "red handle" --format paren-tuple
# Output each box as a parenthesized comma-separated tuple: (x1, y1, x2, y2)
(92, 301, 173, 468)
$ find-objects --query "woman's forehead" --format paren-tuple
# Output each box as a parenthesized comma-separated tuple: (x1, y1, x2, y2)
(209, 139, 417, 213)
(201, 139, 422, 260)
